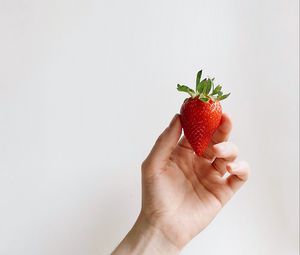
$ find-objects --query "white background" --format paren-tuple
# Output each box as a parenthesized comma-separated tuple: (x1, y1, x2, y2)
(0, 0, 299, 254)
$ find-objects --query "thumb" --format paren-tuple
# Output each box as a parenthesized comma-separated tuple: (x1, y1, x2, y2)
(147, 114, 182, 166)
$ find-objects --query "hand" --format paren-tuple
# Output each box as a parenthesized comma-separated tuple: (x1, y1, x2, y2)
(112, 113, 250, 255)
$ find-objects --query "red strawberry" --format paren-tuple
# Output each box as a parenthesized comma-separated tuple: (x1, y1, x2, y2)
(177, 70, 230, 156)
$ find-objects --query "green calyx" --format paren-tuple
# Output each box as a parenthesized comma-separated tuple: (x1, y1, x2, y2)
(177, 70, 230, 102)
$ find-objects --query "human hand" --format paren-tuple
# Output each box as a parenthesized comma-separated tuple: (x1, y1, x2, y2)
(112, 113, 250, 255)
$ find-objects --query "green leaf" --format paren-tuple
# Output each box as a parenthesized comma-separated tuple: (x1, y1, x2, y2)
(211, 85, 222, 95)
(218, 93, 231, 101)
(197, 79, 206, 94)
(196, 70, 203, 91)
(177, 84, 195, 96)
(196, 70, 202, 92)
(217, 91, 223, 97)
(200, 97, 209, 102)
(205, 79, 212, 94)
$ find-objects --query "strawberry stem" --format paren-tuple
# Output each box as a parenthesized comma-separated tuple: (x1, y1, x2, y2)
(177, 70, 230, 102)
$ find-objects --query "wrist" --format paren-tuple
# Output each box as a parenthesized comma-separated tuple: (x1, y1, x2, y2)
(112, 213, 181, 255)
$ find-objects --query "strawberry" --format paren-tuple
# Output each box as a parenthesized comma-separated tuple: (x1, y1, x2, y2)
(177, 70, 230, 156)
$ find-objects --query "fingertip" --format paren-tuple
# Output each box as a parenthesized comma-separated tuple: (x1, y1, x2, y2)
(164, 114, 181, 139)
(173, 114, 182, 135)
(169, 114, 181, 128)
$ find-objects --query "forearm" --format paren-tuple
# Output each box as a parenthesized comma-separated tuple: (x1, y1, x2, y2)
(111, 213, 180, 255)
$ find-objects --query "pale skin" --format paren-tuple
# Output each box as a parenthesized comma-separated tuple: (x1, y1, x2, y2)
(112, 113, 250, 255)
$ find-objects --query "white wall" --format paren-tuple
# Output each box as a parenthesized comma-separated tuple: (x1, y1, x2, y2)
(0, 0, 298, 254)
